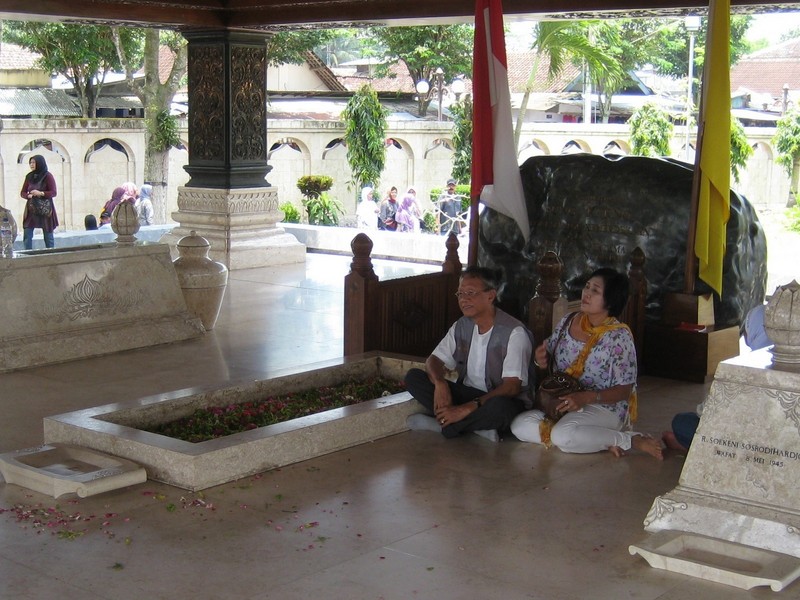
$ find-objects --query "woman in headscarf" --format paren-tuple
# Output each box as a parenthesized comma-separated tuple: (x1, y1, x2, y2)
(20, 154, 58, 249)
(103, 186, 126, 217)
(120, 182, 138, 206)
(137, 183, 155, 226)
(355, 186, 378, 230)
(394, 187, 421, 233)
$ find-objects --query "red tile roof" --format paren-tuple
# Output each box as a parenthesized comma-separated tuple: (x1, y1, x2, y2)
(731, 37, 800, 100)
(335, 51, 581, 96)
(0, 43, 41, 70)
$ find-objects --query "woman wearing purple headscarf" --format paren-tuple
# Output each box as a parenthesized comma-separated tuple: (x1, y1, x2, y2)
(103, 186, 126, 218)
(395, 187, 421, 233)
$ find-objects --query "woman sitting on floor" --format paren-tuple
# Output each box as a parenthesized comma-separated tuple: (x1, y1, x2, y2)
(511, 267, 663, 459)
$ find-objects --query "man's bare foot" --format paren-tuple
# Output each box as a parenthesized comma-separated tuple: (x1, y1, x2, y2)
(632, 434, 664, 460)
(609, 435, 664, 460)
(661, 430, 688, 452)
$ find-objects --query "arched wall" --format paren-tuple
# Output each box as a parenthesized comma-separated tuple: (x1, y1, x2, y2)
(0, 117, 789, 231)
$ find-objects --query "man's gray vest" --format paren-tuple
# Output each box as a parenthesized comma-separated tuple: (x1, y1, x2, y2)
(452, 308, 535, 409)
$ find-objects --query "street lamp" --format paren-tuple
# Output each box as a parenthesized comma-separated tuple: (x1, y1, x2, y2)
(685, 15, 701, 162)
(451, 77, 466, 102)
(416, 67, 446, 121)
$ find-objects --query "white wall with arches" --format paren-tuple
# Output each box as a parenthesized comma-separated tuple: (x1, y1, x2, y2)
(0, 117, 791, 233)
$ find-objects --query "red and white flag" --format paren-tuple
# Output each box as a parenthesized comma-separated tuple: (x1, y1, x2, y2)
(471, 0, 530, 242)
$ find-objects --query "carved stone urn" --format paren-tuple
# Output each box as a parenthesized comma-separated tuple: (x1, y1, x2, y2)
(173, 231, 228, 330)
(111, 201, 140, 245)
(764, 280, 800, 370)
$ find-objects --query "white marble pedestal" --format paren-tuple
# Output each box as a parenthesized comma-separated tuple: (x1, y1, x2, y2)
(160, 186, 305, 270)
(631, 349, 800, 590)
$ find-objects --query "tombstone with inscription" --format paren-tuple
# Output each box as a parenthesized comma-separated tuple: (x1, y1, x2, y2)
(629, 282, 800, 591)
(478, 154, 767, 328)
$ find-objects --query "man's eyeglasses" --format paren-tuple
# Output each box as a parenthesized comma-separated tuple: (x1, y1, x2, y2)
(455, 289, 490, 299)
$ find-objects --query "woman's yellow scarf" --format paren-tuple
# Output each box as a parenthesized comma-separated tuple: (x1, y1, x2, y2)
(539, 312, 637, 447)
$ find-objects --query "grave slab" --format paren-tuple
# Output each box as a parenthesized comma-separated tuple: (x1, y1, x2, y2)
(633, 349, 800, 590)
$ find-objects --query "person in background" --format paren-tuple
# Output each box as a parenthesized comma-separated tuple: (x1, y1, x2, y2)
(356, 186, 379, 230)
(379, 186, 398, 231)
(395, 187, 422, 233)
(0, 204, 19, 243)
(511, 268, 663, 459)
(84, 214, 98, 230)
(98, 211, 112, 228)
(103, 186, 126, 217)
(120, 182, 138, 206)
(437, 178, 462, 235)
(137, 183, 155, 226)
(20, 154, 58, 249)
(405, 267, 534, 442)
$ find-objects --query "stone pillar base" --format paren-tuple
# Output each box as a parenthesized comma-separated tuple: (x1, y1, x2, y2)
(160, 186, 305, 270)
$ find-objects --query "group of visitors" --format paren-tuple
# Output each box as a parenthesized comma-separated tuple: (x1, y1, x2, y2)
(1, 154, 159, 248)
(405, 265, 664, 458)
(357, 185, 424, 233)
(356, 178, 466, 235)
(405, 265, 775, 458)
(93, 182, 154, 230)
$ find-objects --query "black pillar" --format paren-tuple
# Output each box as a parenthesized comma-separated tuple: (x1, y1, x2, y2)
(183, 30, 271, 189)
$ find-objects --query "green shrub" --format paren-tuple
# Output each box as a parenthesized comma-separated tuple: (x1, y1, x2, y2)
(305, 192, 344, 226)
(422, 211, 437, 233)
(297, 175, 334, 199)
(279, 201, 301, 223)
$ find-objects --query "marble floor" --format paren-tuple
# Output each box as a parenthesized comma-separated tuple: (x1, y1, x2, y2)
(0, 252, 795, 600)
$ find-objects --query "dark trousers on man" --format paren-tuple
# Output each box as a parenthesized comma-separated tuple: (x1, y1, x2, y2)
(404, 368, 525, 438)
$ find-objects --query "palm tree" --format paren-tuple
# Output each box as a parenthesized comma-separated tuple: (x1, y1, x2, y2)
(513, 21, 621, 149)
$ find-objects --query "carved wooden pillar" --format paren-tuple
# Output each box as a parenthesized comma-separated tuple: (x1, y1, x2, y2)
(626, 246, 647, 364)
(528, 251, 568, 345)
(183, 30, 270, 189)
(162, 30, 304, 270)
(441, 232, 462, 275)
(344, 233, 379, 356)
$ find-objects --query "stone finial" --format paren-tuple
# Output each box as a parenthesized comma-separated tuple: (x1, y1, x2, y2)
(764, 280, 800, 370)
(111, 201, 140, 245)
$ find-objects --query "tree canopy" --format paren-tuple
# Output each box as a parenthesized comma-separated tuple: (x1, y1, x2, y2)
(266, 30, 338, 66)
(369, 25, 473, 116)
(3, 22, 142, 118)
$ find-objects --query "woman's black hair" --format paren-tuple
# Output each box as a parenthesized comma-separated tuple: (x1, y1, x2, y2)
(589, 267, 629, 318)
(84, 214, 98, 230)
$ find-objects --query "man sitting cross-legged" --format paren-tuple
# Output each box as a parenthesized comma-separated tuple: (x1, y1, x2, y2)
(404, 267, 534, 442)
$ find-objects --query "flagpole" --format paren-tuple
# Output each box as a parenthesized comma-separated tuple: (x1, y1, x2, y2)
(469, 0, 530, 269)
(683, 0, 730, 297)
(468, 196, 479, 267)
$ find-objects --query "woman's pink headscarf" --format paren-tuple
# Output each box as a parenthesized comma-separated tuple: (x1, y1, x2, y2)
(120, 182, 138, 204)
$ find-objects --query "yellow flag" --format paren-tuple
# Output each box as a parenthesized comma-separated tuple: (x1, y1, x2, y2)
(695, 0, 731, 296)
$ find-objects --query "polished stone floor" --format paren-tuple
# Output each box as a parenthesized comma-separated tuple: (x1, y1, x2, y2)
(0, 253, 795, 599)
